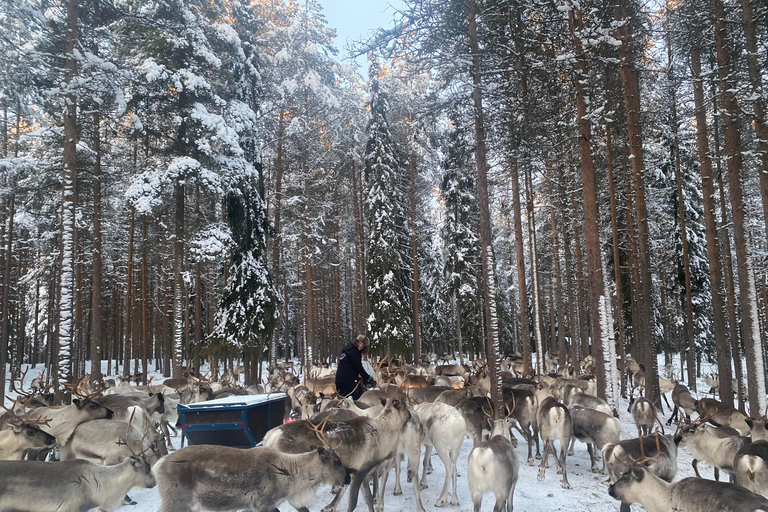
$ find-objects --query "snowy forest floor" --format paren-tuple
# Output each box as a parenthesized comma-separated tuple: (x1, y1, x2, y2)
(2, 355, 733, 512)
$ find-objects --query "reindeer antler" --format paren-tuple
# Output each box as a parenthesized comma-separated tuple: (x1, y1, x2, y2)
(9, 368, 32, 398)
(629, 433, 662, 465)
(5, 397, 51, 428)
(309, 414, 341, 450)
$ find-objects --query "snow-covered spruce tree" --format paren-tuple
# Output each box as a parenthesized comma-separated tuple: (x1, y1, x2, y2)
(364, 67, 412, 357)
(441, 119, 482, 360)
(210, 171, 278, 382)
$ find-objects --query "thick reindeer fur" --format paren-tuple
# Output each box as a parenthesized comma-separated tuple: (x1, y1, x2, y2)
(675, 423, 747, 480)
(0, 456, 155, 512)
(569, 392, 613, 416)
(602, 435, 677, 485)
(416, 402, 466, 507)
(62, 418, 167, 466)
(468, 419, 519, 512)
(155, 445, 349, 512)
(568, 406, 621, 473)
(609, 466, 768, 512)
(734, 440, 768, 498)
(27, 398, 114, 446)
(536, 396, 573, 489)
(667, 384, 697, 425)
(628, 397, 656, 436)
(263, 397, 410, 512)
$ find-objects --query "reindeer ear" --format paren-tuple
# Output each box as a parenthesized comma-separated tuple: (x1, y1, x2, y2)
(380, 398, 387, 407)
(631, 467, 645, 481)
(72, 398, 82, 407)
(746, 418, 755, 429)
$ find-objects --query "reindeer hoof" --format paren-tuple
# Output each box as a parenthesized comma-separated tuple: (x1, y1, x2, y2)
(537, 469, 546, 482)
(567, 450, 574, 456)
(435, 498, 447, 507)
(556, 468, 563, 475)
(590, 467, 600, 474)
(450, 498, 459, 506)
(562, 482, 572, 489)
(526, 458, 534, 466)
(124, 495, 137, 506)
(393, 489, 403, 496)
(535, 454, 542, 460)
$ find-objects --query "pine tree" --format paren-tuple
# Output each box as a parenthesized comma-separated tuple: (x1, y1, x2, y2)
(210, 170, 279, 365)
(441, 120, 482, 359)
(364, 68, 412, 357)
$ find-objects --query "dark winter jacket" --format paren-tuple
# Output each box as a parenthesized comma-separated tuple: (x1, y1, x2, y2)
(336, 342, 374, 398)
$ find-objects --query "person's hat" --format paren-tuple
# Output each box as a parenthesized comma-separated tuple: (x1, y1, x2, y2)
(356, 334, 368, 346)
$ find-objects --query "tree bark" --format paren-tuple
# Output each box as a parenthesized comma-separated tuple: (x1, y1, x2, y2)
(689, 38, 732, 405)
(271, 111, 284, 366)
(172, 178, 185, 378)
(57, 0, 78, 403)
(569, 6, 610, 403)
(89, 112, 103, 381)
(712, 0, 766, 413)
(468, 0, 503, 415)
(615, 0, 660, 407)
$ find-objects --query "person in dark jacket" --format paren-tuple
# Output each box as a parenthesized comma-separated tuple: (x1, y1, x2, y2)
(336, 335, 375, 400)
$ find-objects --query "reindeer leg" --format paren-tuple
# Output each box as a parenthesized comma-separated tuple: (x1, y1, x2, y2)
(322, 483, 348, 512)
(559, 441, 571, 489)
(692, 459, 701, 479)
(667, 405, 679, 426)
(567, 436, 575, 456)
(393, 453, 403, 495)
(345, 470, 367, 512)
(587, 443, 599, 473)
(662, 393, 671, 409)
(538, 441, 552, 481)
(420, 445, 432, 489)
(408, 450, 427, 512)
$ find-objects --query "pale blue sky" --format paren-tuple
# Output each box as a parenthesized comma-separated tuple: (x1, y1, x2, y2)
(317, 0, 404, 62)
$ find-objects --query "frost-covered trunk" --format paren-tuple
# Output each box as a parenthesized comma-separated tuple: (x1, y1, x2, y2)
(57, 0, 78, 403)
(351, 163, 365, 334)
(690, 39, 732, 406)
(125, 211, 135, 375)
(615, 0, 660, 406)
(561, 184, 580, 369)
(172, 178, 185, 378)
(712, 0, 767, 413)
(601, 256, 620, 411)
(571, 201, 586, 364)
(468, 0, 503, 415)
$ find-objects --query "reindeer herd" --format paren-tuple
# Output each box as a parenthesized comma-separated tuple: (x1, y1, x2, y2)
(2, 354, 768, 512)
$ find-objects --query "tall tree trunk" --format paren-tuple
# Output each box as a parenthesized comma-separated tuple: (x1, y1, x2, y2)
(352, 162, 365, 334)
(271, 111, 284, 366)
(125, 210, 135, 376)
(689, 38, 733, 405)
(0, 181, 13, 403)
(303, 179, 315, 364)
(666, 11, 697, 391)
(510, 157, 531, 371)
(468, 0, 503, 415)
(57, 0, 78, 403)
(90, 112, 103, 381)
(569, 6, 611, 403)
(409, 152, 421, 364)
(615, 0, 660, 407)
(172, 178, 185, 378)
(141, 218, 149, 382)
(572, 197, 588, 363)
(561, 184, 580, 370)
(606, 125, 627, 396)
(712, 0, 767, 413)
(739, 0, 768, 250)
(525, 167, 544, 378)
(193, 187, 202, 374)
(552, 209, 566, 371)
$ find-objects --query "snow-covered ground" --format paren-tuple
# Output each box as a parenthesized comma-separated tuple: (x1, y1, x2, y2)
(1, 356, 734, 512)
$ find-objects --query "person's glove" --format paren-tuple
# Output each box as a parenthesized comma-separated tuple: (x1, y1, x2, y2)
(365, 377, 376, 389)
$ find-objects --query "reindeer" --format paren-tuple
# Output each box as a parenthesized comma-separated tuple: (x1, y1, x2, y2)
(263, 398, 410, 512)
(675, 422, 749, 481)
(609, 465, 768, 512)
(155, 444, 349, 512)
(696, 397, 750, 435)
(63, 416, 168, 466)
(503, 386, 539, 465)
(537, 395, 573, 489)
(0, 401, 55, 460)
(569, 392, 613, 416)
(667, 383, 697, 425)
(414, 401, 466, 507)
(568, 405, 621, 473)
(628, 396, 657, 437)
(0, 456, 155, 511)
(734, 439, 768, 498)
(25, 389, 114, 448)
(468, 416, 519, 512)
(602, 434, 678, 485)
